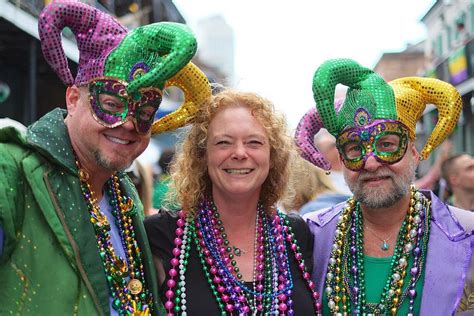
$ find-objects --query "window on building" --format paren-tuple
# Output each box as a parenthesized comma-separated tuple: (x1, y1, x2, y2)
(456, 13, 468, 44)
(437, 34, 444, 57)
(447, 25, 452, 50)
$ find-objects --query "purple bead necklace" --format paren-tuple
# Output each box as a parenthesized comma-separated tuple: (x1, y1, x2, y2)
(163, 199, 322, 315)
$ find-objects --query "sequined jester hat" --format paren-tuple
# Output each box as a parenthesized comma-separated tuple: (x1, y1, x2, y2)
(39, 0, 211, 135)
(295, 58, 462, 171)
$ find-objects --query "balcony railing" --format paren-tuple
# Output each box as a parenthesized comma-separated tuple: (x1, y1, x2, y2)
(8, 0, 45, 16)
(7, 0, 125, 19)
(6, 0, 185, 30)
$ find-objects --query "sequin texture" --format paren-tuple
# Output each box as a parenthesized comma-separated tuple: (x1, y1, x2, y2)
(295, 59, 462, 170)
(38, 0, 212, 135)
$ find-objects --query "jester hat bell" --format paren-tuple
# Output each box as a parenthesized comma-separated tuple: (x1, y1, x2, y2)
(39, 0, 211, 134)
(295, 58, 462, 170)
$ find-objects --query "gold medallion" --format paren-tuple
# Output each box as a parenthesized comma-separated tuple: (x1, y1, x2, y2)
(128, 278, 143, 295)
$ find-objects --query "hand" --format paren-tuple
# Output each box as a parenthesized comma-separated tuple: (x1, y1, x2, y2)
(435, 139, 453, 166)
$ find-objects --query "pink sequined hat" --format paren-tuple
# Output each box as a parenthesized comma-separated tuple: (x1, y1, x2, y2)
(38, 0, 197, 92)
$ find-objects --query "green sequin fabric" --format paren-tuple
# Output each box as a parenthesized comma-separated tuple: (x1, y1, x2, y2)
(312, 58, 397, 137)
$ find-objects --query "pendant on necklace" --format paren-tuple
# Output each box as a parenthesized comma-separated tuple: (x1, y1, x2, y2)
(233, 246, 242, 256)
(381, 240, 390, 251)
(128, 278, 143, 295)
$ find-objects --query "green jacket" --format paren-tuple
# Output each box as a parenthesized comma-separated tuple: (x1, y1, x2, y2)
(0, 108, 164, 316)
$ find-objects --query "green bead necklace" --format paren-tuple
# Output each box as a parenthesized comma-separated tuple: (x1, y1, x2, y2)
(76, 161, 153, 315)
(325, 186, 431, 315)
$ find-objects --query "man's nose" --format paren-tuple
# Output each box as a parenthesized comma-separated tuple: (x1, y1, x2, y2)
(120, 118, 136, 132)
(363, 154, 382, 172)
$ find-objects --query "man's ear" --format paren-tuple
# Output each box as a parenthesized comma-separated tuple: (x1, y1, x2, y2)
(449, 174, 460, 187)
(65, 86, 81, 115)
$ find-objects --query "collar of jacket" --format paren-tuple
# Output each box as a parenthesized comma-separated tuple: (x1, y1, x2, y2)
(305, 190, 472, 240)
(26, 108, 77, 175)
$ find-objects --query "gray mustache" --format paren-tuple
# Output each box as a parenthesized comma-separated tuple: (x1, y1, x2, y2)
(358, 170, 394, 181)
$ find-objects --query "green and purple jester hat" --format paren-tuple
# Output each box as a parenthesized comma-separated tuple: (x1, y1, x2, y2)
(295, 58, 394, 171)
(39, 0, 209, 135)
(295, 58, 461, 172)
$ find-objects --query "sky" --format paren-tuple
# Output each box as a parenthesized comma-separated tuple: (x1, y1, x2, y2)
(173, 0, 437, 131)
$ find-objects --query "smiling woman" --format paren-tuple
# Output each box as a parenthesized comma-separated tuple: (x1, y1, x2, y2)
(144, 89, 323, 315)
(206, 105, 271, 203)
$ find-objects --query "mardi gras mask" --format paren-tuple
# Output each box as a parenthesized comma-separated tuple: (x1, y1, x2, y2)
(337, 119, 409, 171)
(88, 77, 162, 134)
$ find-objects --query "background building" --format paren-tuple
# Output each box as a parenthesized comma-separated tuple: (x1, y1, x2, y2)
(420, 0, 473, 155)
(374, 42, 427, 82)
(194, 14, 235, 86)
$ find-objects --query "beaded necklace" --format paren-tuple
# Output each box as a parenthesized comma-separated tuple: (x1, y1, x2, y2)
(325, 186, 431, 315)
(164, 199, 322, 315)
(75, 160, 153, 315)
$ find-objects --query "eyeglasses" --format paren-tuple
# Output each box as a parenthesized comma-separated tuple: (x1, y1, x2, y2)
(88, 77, 162, 134)
(336, 121, 409, 171)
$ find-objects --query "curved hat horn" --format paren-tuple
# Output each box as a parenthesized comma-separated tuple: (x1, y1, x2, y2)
(390, 77, 462, 159)
(120, 22, 197, 94)
(151, 62, 211, 135)
(312, 58, 396, 136)
(295, 107, 331, 171)
(312, 59, 371, 135)
(38, 0, 127, 85)
(295, 98, 344, 171)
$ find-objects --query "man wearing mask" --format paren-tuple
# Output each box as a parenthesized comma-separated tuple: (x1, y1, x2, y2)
(0, 0, 210, 314)
(297, 58, 474, 315)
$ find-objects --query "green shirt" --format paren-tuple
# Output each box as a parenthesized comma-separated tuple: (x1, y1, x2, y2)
(322, 255, 425, 315)
(152, 176, 180, 211)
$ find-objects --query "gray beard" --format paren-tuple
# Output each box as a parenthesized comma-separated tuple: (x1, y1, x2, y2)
(93, 150, 130, 172)
(346, 162, 416, 209)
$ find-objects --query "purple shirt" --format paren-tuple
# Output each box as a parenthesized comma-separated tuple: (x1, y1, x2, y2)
(303, 190, 474, 315)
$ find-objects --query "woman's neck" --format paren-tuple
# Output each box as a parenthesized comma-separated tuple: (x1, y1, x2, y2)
(212, 193, 259, 232)
(212, 186, 262, 224)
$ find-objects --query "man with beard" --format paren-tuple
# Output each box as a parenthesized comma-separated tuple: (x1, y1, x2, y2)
(0, 0, 210, 315)
(296, 58, 474, 315)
